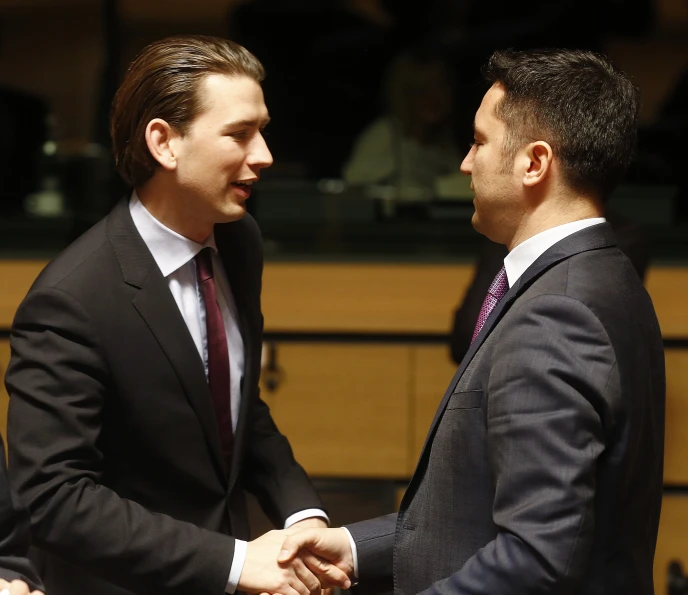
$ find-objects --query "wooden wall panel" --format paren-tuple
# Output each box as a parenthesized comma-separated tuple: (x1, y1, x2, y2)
(0, 340, 9, 440)
(664, 350, 688, 484)
(3, 261, 688, 336)
(646, 267, 688, 338)
(262, 263, 688, 336)
(0, 261, 46, 328)
(259, 344, 412, 478)
(655, 495, 688, 595)
(261, 262, 475, 333)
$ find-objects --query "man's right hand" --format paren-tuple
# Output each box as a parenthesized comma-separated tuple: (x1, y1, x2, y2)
(278, 528, 355, 587)
(238, 529, 351, 595)
(0, 578, 45, 595)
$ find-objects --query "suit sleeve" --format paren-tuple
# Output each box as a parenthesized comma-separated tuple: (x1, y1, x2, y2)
(0, 438, 44, 592)
(422, 294, 613, 595)
(6, 287, 233, 595)
(346, 512, 396, 595)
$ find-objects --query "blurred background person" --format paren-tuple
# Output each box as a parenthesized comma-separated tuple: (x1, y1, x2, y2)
(343, 47, 463, 201)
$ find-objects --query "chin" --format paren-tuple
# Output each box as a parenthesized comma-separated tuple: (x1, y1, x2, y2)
(470, 212, 482, 234)
(218, 203, 247, 223)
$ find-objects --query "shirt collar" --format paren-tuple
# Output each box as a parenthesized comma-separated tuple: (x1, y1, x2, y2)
(129, 191, 218, 277)
(503, 217, 606, 287)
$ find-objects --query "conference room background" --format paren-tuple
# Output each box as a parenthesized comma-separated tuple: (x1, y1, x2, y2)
(0, 0, 687, 592)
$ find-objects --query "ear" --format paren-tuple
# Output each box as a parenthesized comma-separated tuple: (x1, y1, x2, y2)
(145, 118, 181, 171)
(521, 141, 553, 188)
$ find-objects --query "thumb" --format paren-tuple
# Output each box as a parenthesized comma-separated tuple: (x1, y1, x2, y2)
(277, 528, 319, 562)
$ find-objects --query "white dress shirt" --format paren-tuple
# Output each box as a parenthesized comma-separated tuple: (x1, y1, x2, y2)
(504, 218, 606, 287)
(343, 216, 606, 579)
(129, 194, 327, 593)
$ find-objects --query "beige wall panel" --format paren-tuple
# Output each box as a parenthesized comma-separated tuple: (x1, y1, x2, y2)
(664, 350, 688, 484)
(3, 261, 688, 336)
(655, 495, 688, 595)
(0, 261, 47, 328)
(646, 267, 688, 338)
(260, 344, 411, 478)
(262, 263, 474, 333)
(0, 340, 9, 441)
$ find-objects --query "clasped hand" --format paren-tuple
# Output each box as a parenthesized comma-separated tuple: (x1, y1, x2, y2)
(238, 526, 355, 595)
(0, 578, 44, 595)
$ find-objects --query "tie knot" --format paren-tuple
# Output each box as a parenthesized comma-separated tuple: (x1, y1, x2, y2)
(195, 247, 214, 283)
(488, 266, 508, 301)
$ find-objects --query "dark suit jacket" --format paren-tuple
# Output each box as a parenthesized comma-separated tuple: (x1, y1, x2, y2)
(5, 199, 323, 595)
(348, 223, 665, 595)
(0, 438, 43, 592)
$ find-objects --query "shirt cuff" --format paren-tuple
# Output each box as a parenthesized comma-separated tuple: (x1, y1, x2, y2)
(284, 508, 330, 528)
(342, 527, 359, 580)
(226, 539, 248, 594)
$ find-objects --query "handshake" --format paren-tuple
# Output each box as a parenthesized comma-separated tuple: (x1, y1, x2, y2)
(238, 522, 355, 595)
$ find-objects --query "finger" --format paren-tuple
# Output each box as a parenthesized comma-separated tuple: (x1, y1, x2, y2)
(289, 557, 321, 595)
(286, 575, 310, 595)
(279, 529, 320, 562)
(9, 580, 30, 595)
(299, 550, 351, 589)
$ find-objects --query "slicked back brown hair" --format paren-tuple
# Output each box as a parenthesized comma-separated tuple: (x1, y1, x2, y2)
(483, 48, 641, 201)
(110, 35, 265, 188)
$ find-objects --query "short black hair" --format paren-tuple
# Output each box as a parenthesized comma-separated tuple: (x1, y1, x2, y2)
(483, 48, 641, 200)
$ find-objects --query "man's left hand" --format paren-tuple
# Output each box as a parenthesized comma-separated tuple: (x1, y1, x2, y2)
(279, 519, 341, 595)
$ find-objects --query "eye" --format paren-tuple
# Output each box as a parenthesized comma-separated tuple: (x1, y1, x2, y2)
(228, 130, 249, 140)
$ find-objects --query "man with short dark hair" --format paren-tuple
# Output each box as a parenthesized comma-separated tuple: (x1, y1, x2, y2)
(279, 48, 666, 595)
(5, 35, 348, 595)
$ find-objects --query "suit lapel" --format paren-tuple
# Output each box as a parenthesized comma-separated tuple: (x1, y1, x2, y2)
(106, 199, 227, 480)
(215, 224, 257, 490)
(403, 223, 618, 508)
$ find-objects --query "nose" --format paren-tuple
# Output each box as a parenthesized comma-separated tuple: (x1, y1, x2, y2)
(248, 132, 273, 169)
(460, 145, 475, 175)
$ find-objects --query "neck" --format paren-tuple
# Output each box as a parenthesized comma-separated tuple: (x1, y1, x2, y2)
(137, 179, 213, 244)
(507, 192, 603, 251)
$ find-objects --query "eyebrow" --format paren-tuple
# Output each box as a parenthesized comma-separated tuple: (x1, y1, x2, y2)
(221, 116, 271, 131)
(472, 122, 485, 139)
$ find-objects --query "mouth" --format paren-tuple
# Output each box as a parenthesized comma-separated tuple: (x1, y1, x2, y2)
(231, 178, 257, 199)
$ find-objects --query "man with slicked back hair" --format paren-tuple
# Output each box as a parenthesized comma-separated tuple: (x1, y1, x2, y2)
(6, 35, 349, 595)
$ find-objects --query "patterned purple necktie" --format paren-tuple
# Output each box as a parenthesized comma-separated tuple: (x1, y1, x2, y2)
(471, 265, 509, 344)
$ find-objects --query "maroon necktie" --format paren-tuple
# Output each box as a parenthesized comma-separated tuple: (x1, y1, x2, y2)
(471, 265, 509, 344)
(195, 247, 234, 464)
